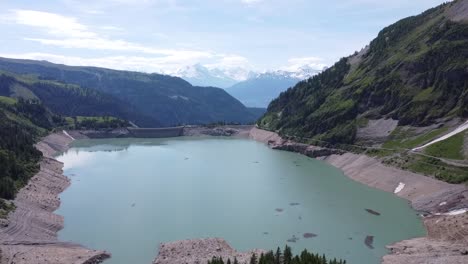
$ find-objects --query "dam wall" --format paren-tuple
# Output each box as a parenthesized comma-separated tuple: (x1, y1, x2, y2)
(75, 125, 252, 139)
(127, 127, 184, 138)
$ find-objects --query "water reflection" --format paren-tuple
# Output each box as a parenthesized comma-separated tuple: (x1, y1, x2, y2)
(68, 136, 219, 152)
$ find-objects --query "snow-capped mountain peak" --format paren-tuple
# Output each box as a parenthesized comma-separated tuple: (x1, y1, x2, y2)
(292, 64, 326, 79)
(172, 64, 251, 88)
(250, 65, 322, 81)
(175, 64, 209, 78)
(172, 63, 324, 88)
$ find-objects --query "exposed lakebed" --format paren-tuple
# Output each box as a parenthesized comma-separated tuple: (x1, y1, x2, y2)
(56, 137, 425, 264)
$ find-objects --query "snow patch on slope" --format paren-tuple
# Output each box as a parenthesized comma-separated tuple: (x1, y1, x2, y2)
(62, 130, 75, 141)
(394, 182, 405, 194)
(412, 120, 468, 151)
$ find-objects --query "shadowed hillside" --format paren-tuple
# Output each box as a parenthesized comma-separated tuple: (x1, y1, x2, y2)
(0, 58, 260, 126)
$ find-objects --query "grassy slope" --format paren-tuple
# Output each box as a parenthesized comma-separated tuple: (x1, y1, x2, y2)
(424, 132, 465, 160)
(383, 127, 449, 149)
(385, 154, 468, 184)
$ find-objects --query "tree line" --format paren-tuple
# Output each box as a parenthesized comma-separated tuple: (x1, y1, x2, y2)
(208, 245, 345, 264)
(0, 98, 62, 199)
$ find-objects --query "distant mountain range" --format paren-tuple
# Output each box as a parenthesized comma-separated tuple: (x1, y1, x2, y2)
(0, 57, 262, 127)
(226, 68, 322, 107)
(174, 64, 323, 107)
(174, 63, 323, 87)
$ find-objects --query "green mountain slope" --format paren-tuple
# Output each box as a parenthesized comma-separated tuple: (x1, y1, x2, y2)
(0, 58, 259, 126)
(259, 0, 468, 144)
(0, 72, 158, 127)
(0, 97, 65, 200)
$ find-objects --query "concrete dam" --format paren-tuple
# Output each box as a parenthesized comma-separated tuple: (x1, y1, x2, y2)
(127, 127, 184, 138)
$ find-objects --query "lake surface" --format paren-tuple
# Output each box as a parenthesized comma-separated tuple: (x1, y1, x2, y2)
(56, 137, 425, 264)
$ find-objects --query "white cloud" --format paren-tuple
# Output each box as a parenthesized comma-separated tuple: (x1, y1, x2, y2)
(24, 36, 214, 58)
(10, 9, 208, 57)
(62, 0, 159, 7)
(0, 52, 198, 73)
(61, 0, 190, 15)
(13, 9, 96, 38)
(0, 52, 252, 76)
(241, 0, 263, 4)
(240, 0, 266, 9)
(203, 55, 253, 81)
(336, 0, 448, 9)
(205, 55, 251, 70)
(99, 25, 124, 31)
(101, 0, 156, 4)
(2, 9, 329, 75)
(281, 56, 328, 72)
(246, 16, 264, 23)
(3, 9, 256, 73)
(287, 56, 323, 65)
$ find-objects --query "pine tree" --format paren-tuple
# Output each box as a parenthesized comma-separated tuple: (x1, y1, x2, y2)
(275, 247, 281, 264)
(250, 253, 257, 264)
(283, 246, 292, 264)
(265, 250, 275, 263)
(259, 253, 265, 264)
(205, 245, 345, 264)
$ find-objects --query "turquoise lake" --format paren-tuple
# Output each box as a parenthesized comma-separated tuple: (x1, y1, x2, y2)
(55, 137, 426, 264)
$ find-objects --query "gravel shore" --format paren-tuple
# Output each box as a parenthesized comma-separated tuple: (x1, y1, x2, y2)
(0, 132, 110, 264)
(248, 127, 468, 264)
(153, 238, 265, 264)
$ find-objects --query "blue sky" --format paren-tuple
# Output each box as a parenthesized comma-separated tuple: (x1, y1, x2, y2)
(0, 0, 448, 74)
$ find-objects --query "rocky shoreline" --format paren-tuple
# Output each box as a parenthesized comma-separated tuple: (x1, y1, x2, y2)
(153, 238, 265, 264)
(0, 126, 466, 263)
(248, 127, 468, 264)
(0, 132, 110, 264)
